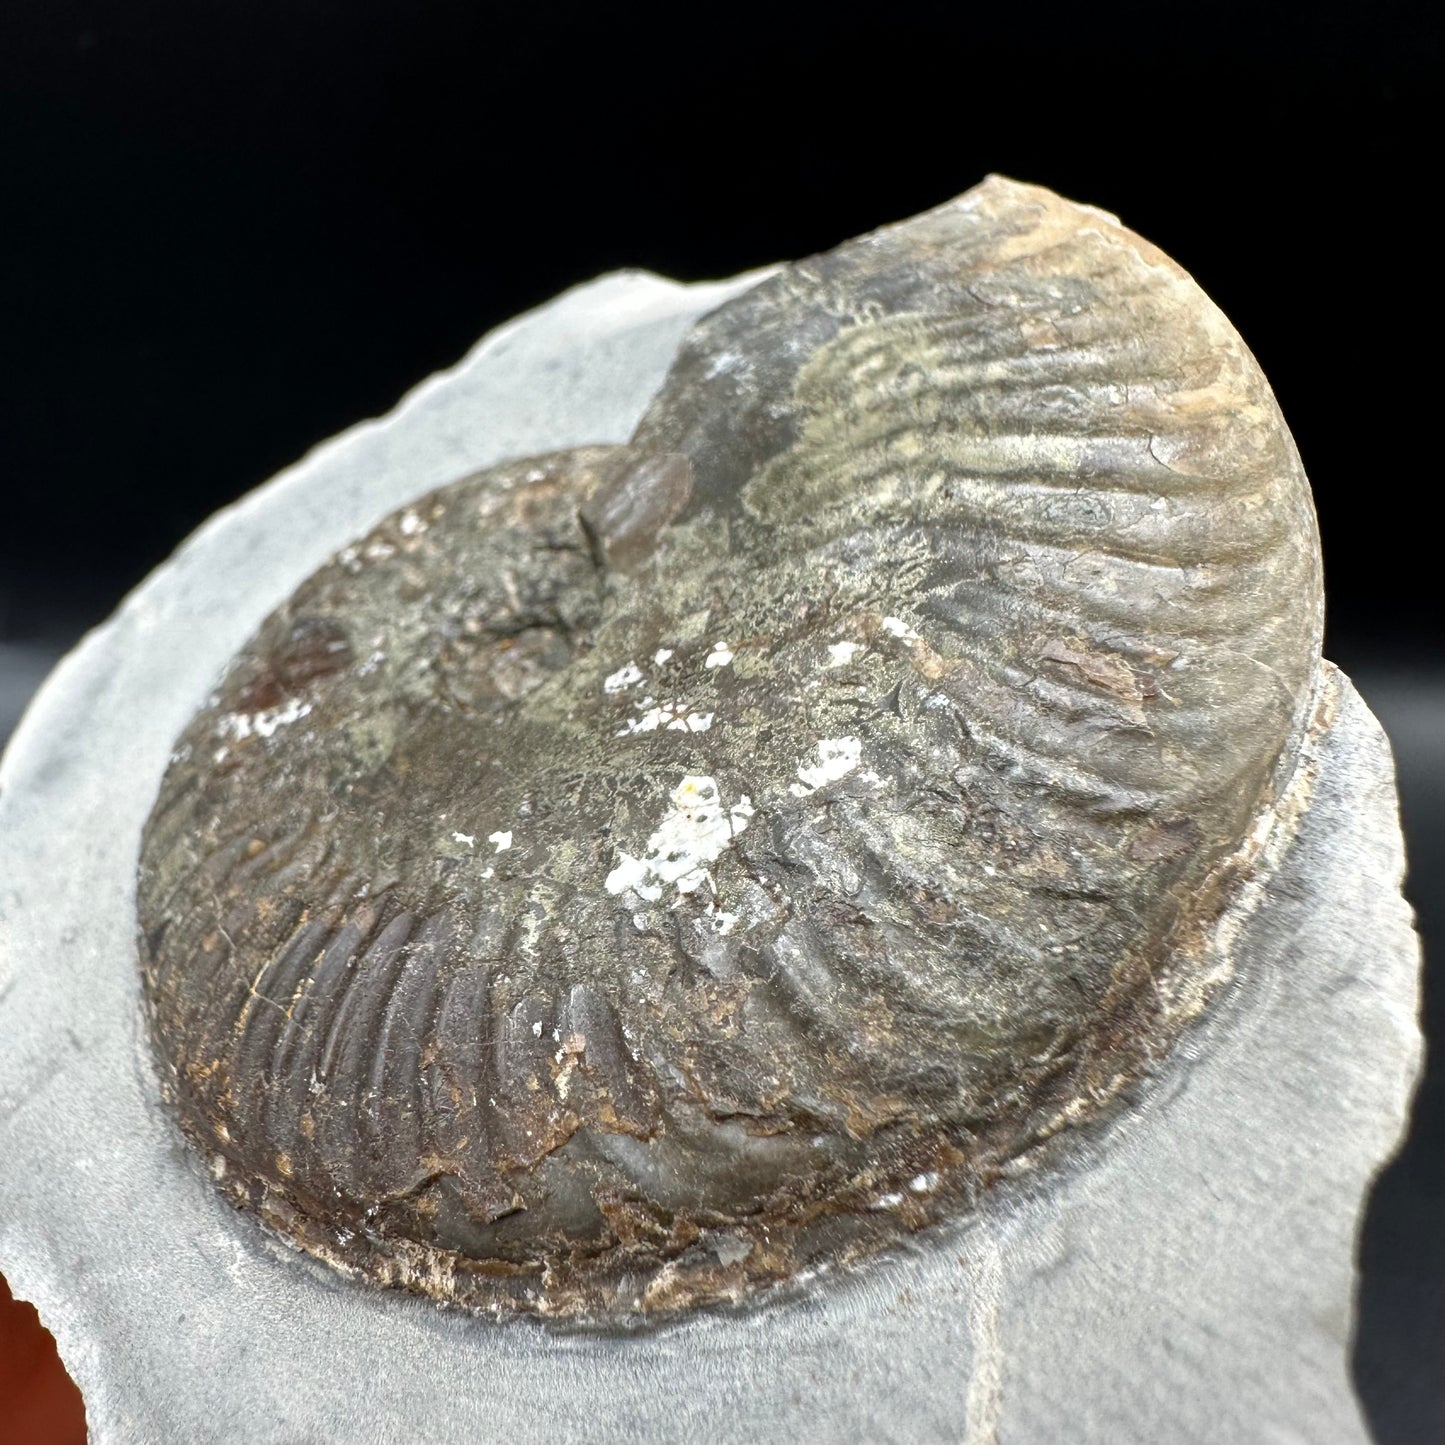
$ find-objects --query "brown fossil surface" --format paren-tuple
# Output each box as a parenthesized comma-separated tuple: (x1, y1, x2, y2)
(137, 177, 1323, 1320)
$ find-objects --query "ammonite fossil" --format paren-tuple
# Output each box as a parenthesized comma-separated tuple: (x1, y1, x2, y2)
(138, 177, 1323, 1321)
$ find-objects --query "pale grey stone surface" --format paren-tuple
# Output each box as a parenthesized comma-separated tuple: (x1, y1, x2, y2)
(0, 267, 1421, 1444)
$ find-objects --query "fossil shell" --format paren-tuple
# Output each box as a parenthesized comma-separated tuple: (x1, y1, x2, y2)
(137, 177, 1322, 1320)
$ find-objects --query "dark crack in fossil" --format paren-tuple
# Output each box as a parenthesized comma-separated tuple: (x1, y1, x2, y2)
(137, 177, 1323, 1321)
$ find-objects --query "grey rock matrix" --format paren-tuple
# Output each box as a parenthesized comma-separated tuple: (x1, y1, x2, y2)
(0, 180, 1421, 1443)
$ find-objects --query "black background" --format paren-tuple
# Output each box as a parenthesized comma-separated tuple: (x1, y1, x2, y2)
(2, 2, 1439, 1439)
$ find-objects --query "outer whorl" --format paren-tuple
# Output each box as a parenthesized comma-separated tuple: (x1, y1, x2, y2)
(138, 177, 1323, 1319)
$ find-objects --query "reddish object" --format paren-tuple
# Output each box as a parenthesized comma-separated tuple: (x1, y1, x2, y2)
(0, 1271, 87, 1444)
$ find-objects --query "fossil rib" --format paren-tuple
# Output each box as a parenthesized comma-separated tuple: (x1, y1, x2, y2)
(137, 176, 1323, 1320)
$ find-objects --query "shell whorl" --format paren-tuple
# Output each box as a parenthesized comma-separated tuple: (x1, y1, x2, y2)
(138, 177, 1322, 1319)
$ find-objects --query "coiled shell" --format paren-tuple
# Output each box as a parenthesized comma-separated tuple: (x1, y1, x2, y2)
(138, 177, 1322, 1319)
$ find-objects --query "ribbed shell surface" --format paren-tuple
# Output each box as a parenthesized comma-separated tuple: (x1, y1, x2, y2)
(138, 177, 1323, 1319)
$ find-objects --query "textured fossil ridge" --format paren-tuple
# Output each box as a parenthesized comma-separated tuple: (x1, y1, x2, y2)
(137, 176, 1324, 1320)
